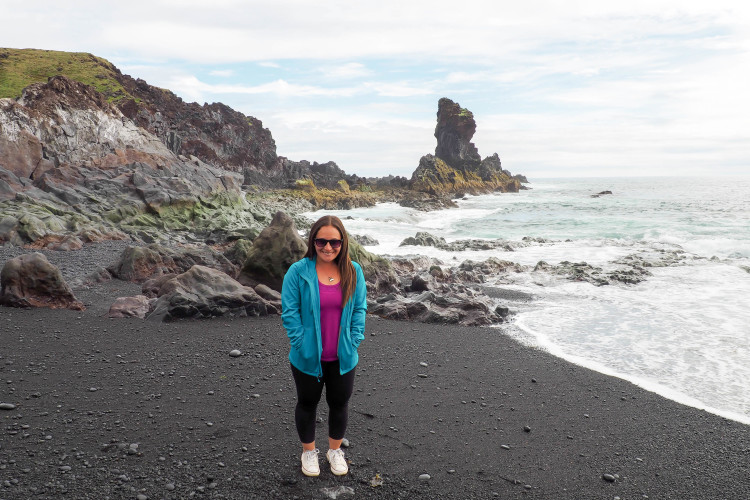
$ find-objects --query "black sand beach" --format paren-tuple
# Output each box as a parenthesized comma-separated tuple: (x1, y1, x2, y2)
(2, 277, 749, 500)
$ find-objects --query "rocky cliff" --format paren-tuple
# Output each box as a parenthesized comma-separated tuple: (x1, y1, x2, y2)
(114, 75, 282, 183)
(0, 48, 360, 191)
(0, 75, 257, 246)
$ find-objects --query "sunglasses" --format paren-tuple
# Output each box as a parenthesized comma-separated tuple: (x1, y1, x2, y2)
(314, 238, 343, 249)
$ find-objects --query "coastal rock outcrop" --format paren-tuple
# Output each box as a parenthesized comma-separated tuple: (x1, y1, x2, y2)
(116, 81, 280, 179)
(533, 260, 652, 286)
(147, 265, 276, 321)
(399, 231, 517, 252)
(0, 253, 84, 310)
(366, 254, 515, 326)
(368, 289, 503, 326)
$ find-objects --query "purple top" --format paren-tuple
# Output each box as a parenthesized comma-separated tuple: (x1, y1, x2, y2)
(319, 281, 343, 361)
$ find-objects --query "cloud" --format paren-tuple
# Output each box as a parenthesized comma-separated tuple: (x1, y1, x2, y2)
(157, 75, 363, 102)
(363, 81, 436, 98)
(4, 0, 750, 177)
(319, 63, 373, 80)
(209, 70, 235, 77)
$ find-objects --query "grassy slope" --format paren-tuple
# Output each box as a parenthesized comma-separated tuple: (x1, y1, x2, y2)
(0, 47, 135, 102)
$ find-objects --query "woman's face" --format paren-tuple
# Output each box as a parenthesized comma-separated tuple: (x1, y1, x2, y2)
(314, 225, 342, 264)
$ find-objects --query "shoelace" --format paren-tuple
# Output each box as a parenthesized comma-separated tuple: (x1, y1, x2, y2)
(328, 448, 345, 464)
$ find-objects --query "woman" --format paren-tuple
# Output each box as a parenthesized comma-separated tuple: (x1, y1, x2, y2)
(281, 215, 367, 477)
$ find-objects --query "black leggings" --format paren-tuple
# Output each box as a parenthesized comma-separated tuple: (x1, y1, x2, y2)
(290, 361, 355, 444)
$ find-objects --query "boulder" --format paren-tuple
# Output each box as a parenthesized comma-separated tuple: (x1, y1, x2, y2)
(141, 273, 178, 298)
(410, 275, 431, 292)
(400, 232, 447, 248)
(591, 190, 613, 198)
(223, 239, 254, 266)
(254, 284, 282, 310)
(451, 258, 526, 283)
(254, 283, 281, 302)
(107, 295, 153, 318)
(0, 253, 84, 310)
(389, 255, 443, 275)
(351, 234, 379, 246)
(147, 265, 276, 321)
(348, 238, 400, 296)
(109, 244, 237, 283)
(109, 246, 167, 282)
(238, 211, 307, 291)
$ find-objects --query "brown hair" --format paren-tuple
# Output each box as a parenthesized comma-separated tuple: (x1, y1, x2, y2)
(304, 215, 356, 306)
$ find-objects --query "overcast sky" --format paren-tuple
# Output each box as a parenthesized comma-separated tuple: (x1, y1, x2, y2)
(3, 0, 749, 179)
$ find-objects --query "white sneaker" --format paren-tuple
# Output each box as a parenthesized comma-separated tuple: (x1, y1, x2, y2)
(326, 448, 348, 476)
(301, 449, 320, 477)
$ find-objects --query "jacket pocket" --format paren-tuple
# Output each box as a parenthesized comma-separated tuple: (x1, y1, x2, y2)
(338, 328, 356, 358)
(296, 326, 319, 365)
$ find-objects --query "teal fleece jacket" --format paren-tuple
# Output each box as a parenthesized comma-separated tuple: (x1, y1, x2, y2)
(281, 257, 367, 377)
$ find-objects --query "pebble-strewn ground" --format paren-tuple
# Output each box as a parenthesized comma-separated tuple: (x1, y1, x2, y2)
(0, 240, 133, 283)
(1, 245, 750, 499)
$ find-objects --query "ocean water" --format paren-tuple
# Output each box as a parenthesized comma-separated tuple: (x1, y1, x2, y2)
(305, 176, 750, 425)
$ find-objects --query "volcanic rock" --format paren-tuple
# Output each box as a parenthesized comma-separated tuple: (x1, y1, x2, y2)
(115, 80, 280, 178)
(434, 97, 482, 170)
(147, 265, 276, 321)
(109, 244, 237, 283)
(107, 295, 153, 318)
(0, 76, 252, 246)
(238, 211, 307, 291)
(351, 234, 379, 246)
(399, 231, 518, 252)
(253, 284, 282, 311)
(400, 232, 447, 248)
(368, 289, 501, 326)
(407, 98, 523, 198)
(0, 253, 84, 310)
(348, 239, 400, 296)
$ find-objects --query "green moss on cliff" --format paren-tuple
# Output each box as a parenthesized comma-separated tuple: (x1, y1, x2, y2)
(458, 107, 473, 118)
(273, 185, 379, 210)
(0, 48, 134, 102)
(293, 178, 316, 192)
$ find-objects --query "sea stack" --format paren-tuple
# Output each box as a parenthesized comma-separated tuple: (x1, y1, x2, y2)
(434, 97, 482, 170)
(409, 98, 524, 196)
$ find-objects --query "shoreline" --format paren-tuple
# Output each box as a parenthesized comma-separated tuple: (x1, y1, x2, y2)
(1, 277, 749, 499)
(505, 319, 750, 428)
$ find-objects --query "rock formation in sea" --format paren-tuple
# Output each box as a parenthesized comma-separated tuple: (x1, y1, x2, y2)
(407, 98, 528, 203)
